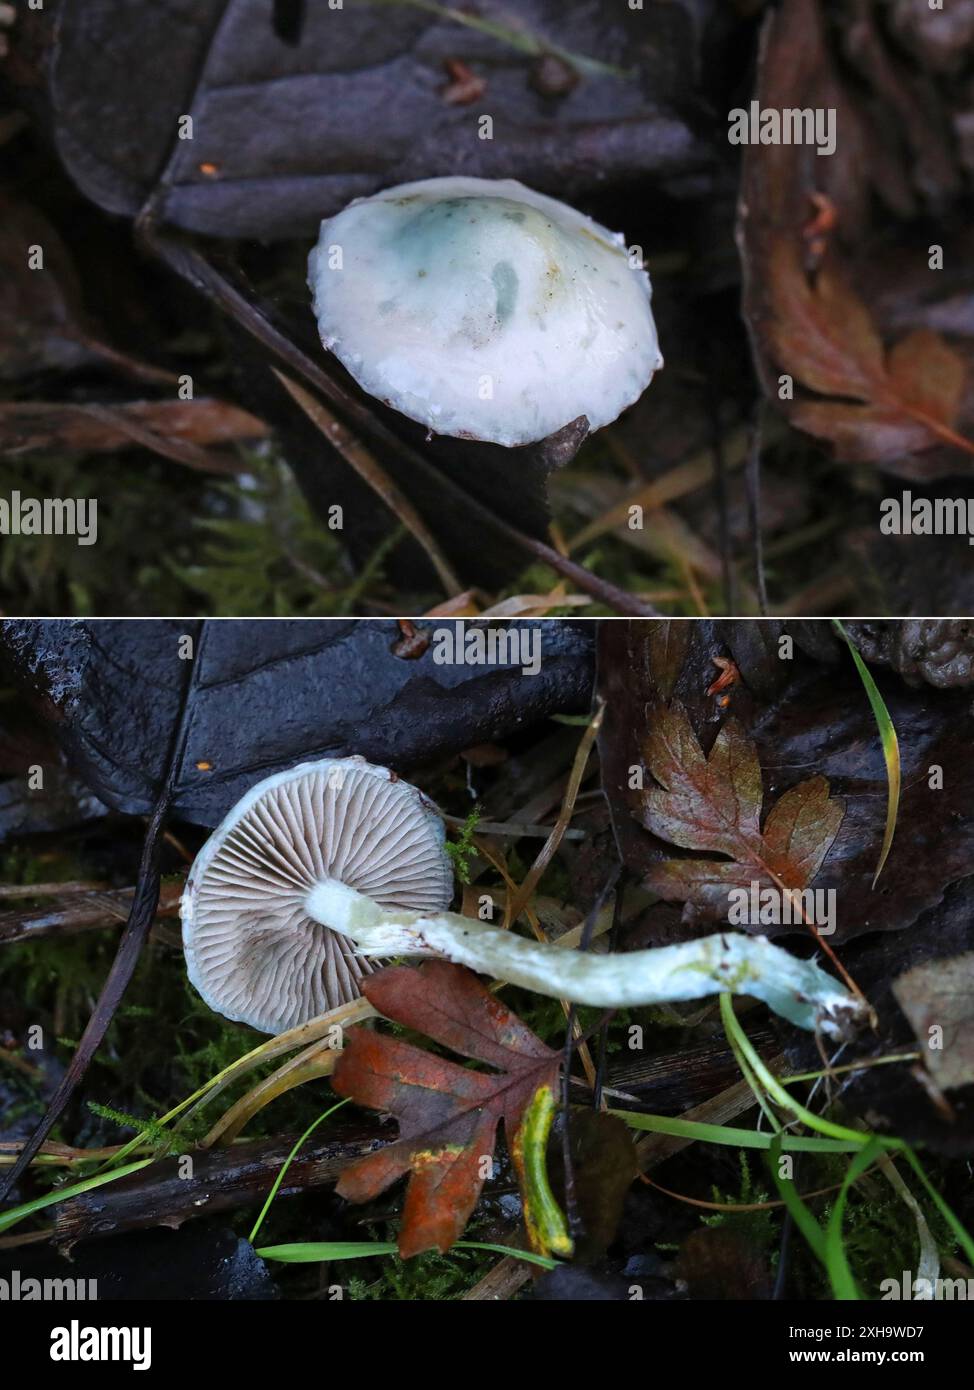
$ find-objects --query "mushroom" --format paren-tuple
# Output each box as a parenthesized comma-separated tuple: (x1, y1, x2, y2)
(182, 761, 867, 1040)
(180, 757, 453, 1034)
(307, 176, 663, 448)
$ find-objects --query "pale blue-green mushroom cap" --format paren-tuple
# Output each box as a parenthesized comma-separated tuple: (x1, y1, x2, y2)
(308, 176, 663, 448)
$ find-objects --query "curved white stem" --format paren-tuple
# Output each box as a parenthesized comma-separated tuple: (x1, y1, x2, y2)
(305, 880, 866, 1040)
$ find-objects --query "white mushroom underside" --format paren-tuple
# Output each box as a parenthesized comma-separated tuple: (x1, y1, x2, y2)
(181, 759, 453, 1034)
(308, 176, 663, 446)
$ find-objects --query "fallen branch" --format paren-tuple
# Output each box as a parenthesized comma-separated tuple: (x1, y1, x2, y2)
(52, 1126, 384, 1248)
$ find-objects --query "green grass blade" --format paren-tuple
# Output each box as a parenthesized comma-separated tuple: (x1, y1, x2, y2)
(611, 1110, 862, 1153)
(824, 1137, 886, 1299)
(719, 994, 883, 1147)
(766, 1134, 827, 1264)
(832, 619, 901, 887)
(0, 1158, 152, 1235)
(363, 0, 635, 78)
(256, 1240, 557, 1270)
(247, 1099, 349, 1246)
(720, 995, 783, 1133)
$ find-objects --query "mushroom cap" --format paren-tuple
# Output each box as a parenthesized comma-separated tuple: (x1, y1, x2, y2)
(307, 176, 662, 448)
(181, 757, 453, 1034)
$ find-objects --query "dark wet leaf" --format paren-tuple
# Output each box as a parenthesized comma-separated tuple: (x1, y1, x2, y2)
(0, 617, 594, 827)
(0, 704, 104, 842)
(0, 193, 180, 387)
(845, 512, 974, 620)
(43, 0, 717, 240)
(0, 196, 101, 379)
(549, 1110, 638, 1260)
(0, 766, 109, 840)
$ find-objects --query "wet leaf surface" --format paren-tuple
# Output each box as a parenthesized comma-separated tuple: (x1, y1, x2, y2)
(0, 196, 102, 380)
(0, 765, 109, 841)
(44, 0, 718, 240)
(548, 1110, 638, 1261)
(845, 516, 974, 621)
(0, 617, 595, 827)
(0, 192, 183, 388)
(332, 960, 560, 1258)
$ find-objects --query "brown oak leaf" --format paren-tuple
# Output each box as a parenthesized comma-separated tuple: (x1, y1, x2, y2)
(332, 960, 559, 1258)
(638, 701, 843, 922)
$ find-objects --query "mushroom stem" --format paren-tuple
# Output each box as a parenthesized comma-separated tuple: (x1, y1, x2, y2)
(304, 880, 866, 1039)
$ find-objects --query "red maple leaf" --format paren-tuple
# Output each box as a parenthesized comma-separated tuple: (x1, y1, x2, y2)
(332, 960, 560, 1258)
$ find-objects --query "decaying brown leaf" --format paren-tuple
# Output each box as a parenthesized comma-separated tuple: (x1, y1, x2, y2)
(638, 701, 844, 922)
(767, 246, 971, 465)
(738, 0, 974, 476)
(332, 961, 560, 1259)
(892, 952, 974, 1092)
(0, 399, 267, 471)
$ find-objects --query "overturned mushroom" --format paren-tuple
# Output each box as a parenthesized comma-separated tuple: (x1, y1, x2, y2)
(181, 757, 453, 1034)
(307, 176, 662, 448)
(182, 760, 867, 1040)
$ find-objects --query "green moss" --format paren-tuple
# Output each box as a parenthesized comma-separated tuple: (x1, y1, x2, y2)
(445, 805, 481, 885)
(0, 927, 326, 1148)
(0, 445, 424, 618)
(344, 1218, 499, 1300)
(702, 1152, 777, 1253)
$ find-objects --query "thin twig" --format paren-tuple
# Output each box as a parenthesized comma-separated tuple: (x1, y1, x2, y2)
(272, 368, 463, 598)
(73, 403, 250, 475)
(505, 702, 604, 925)
(0, 624, 205, 1203)
(745, 399, 769, 615)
